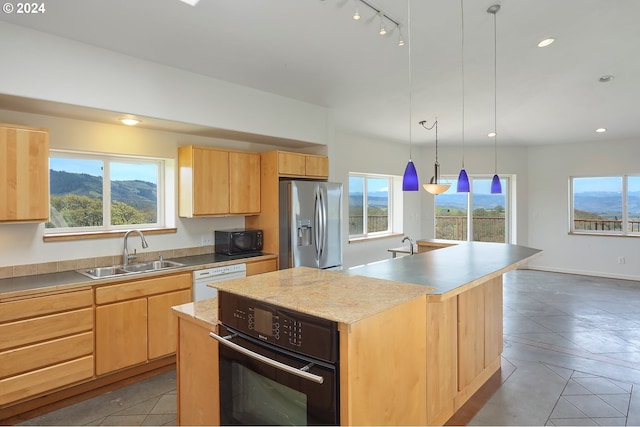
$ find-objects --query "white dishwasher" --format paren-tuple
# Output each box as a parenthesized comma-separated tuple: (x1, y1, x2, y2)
(192, 263, 247, 302)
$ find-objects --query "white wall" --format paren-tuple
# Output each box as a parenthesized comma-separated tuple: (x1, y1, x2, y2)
(527, 138, 640, 280)
(0, 22, 329, 146)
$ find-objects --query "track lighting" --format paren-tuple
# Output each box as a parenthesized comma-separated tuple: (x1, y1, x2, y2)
(378, 12, 387, 35)
(397, 24, 405, 46)
(347, 0, 403, 46)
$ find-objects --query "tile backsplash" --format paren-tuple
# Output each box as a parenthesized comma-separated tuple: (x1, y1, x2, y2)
(0, 245, 214, 279)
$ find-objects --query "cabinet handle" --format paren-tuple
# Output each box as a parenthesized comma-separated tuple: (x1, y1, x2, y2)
(209, 331, 324, 384)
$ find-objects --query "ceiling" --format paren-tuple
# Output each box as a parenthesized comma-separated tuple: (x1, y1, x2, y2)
(1, 0, 638, 148)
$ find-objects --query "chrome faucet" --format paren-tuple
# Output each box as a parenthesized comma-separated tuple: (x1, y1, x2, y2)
(123, 229, 149, 265)
(402, 236, 415, 255)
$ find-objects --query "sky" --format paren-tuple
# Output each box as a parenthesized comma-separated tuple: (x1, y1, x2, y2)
(50, 158, 158, 183)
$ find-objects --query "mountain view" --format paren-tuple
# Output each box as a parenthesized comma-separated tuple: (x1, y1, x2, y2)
(47, 170, 157, 228)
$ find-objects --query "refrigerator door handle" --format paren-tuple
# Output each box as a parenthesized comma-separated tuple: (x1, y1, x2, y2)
(318, 189, 326, 259)
(314, 189, 321, 262)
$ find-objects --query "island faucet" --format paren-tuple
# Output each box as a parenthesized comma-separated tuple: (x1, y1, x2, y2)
(402, 236, 415, 255)
(123, 229, 149, 265)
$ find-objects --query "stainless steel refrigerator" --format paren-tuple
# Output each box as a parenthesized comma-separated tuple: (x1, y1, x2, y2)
(279, 180, 343, 270)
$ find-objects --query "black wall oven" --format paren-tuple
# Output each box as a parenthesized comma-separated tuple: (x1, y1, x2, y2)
(211, 291, 339, 425)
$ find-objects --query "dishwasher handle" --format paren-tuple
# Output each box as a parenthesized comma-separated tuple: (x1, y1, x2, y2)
(210, 331, 325, 384)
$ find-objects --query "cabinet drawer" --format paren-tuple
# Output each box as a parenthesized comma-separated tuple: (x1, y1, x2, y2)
(95, 272, 191, 305)
(0, 331, 93, 378)
(0, 288, 92, 323)
(0, 308, 93, 351)
(0, 355, 94, 406)
(246, 259, 277, 276)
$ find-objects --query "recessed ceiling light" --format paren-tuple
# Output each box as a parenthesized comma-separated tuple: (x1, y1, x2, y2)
(595, 128, 607, 133)
(120, 118, 141, 126)
(179, 0, 200, 6)
(537, 37, 555, 48)
(488, 132, 496, 138)
(599, 75, 614, 83)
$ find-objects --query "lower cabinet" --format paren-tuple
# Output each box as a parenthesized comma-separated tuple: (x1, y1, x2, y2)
(95, 272, 191, 376)
(0, 288, 94, 406)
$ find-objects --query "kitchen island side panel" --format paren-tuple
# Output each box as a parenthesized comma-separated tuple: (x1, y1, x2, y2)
(339, 295, 427, 426)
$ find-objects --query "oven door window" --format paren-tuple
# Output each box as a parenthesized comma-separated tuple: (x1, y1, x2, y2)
(218, 332, 338, 426)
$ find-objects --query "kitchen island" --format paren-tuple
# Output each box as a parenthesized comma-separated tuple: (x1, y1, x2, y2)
(172, 242, 541, 426)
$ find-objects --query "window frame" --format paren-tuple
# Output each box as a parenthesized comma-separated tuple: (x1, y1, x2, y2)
(348, 172, 402, 241)
(46, 150, 167, 236)
(435, 174, 513, 244)
(569, 175, 640, 237)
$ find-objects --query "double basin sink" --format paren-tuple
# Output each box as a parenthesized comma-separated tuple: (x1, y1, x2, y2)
(77, 260, 185, 280)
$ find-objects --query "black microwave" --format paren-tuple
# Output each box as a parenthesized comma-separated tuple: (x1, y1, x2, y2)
(215, 229, 263, 255)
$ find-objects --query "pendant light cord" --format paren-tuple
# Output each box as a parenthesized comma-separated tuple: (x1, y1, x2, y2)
(460, 0, 465, 169)
(492, 6, 498, 174)
(408, 0, 413, 160)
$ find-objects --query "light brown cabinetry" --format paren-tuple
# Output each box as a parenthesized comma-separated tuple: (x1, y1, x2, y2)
(95, 272, 191, 376)
(245, 257, 278, 276)
(176, 316, 219, 426)
(0, 288, 94, 406)
(245, 150, 329, 256)
(276, 151, 328, 178)
(0, 123, 50, 223)
(178, 145, 260, 217)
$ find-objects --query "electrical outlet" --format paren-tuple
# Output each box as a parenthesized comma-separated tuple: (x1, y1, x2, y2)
(618, 256, 625, 264)
(202, 234, 212, 246)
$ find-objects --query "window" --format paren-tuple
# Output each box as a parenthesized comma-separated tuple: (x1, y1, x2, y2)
(435, 175, 511, 243)
(46, 151, 165, 234)
(348, 173, 402, 239)
(570, 175, 640, 235)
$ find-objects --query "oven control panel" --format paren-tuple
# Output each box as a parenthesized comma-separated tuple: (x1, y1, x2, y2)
(218, 291, 338, 363)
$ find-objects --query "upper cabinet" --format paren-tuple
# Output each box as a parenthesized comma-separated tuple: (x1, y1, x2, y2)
(178, 145, 260, 217)
(0, 123, 50, 223)
(277, 151, 328, 179)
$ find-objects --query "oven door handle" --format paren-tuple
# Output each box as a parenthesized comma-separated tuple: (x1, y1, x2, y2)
(210, 332, 325, 384)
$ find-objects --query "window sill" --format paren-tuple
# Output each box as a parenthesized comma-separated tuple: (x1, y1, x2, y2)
(568, 231, 639, 238)
(349, 233, 403, 244)
(43, 228, 177, 242)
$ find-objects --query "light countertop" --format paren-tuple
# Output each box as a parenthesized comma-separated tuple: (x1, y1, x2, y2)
(210, 267, 432, 325)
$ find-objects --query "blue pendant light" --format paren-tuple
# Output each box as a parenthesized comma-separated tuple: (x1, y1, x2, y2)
(457, 0, 470, 193)
(491, 173, 502, 194)
(457, 169, 470, 192)
(403, 160, 419, 191)
(488, 4, 502, 194)
(402, 0, 419, 191)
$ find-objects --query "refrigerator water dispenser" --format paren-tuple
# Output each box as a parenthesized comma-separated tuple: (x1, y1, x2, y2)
(297, 219, 312, 246)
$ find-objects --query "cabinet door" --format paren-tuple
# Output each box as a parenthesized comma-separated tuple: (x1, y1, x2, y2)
(305, 155, 329, 178)
(96, 298, 147, 375)
(277, 151, 306, 176)
(229, 151, 260, 214)
(193, 147, 229, 215)
(148, 289, 192, 360)
(0, 124, 49, 222)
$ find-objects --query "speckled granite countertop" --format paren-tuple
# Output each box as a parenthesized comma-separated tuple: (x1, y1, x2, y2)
(172, 297, 218, 329)
(211, 267, 432, 325)
(0, 253, 276, 301)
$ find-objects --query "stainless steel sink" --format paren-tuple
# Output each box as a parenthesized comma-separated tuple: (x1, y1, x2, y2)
(120, 260, 184, 273)
(77, 260, 185, 279)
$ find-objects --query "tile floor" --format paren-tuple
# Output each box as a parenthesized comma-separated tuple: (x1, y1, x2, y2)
(16, 269, 640, 426)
